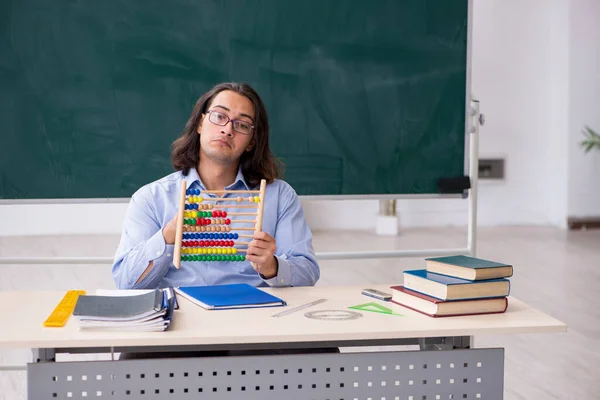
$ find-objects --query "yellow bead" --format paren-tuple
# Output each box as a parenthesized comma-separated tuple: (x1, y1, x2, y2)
(197, 196, 203, 203)
(232, 248, 237, 254)
(254, 196, 260, 202)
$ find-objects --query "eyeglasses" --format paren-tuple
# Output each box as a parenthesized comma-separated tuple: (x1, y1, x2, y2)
(206, 110, 254, 135)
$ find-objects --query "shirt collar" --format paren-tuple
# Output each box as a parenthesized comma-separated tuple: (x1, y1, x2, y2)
(226, 166, 250, 191)
(183, 166, 250, 191)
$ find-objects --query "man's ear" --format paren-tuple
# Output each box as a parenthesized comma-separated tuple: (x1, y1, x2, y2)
(197, 114, 204, 134)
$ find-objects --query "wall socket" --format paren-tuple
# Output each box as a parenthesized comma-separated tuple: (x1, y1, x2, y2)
(478, 158, 505, 179)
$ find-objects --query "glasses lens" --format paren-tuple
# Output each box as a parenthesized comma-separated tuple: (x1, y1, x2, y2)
(233, 121, 252, 135)
(209, 111, 228, 125)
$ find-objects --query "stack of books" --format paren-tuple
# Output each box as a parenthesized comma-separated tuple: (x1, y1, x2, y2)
(72, 288, 176, 331)
(390, 255, 513, 318)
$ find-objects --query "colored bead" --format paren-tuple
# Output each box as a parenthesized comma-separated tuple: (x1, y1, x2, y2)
(225, 218, 231, 225)
(240, 255, 246, 261)
(247, 196, 253, 202)
(233, 233, 239, 239)
(232, 248, 237, 255)
(237, 196, 243, 203)
(194, 189, 200, 195)
(208, 204, 213, 209)
(254, 196, 260, 202)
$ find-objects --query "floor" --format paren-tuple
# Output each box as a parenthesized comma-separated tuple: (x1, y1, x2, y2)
(0, 226, 598, 399)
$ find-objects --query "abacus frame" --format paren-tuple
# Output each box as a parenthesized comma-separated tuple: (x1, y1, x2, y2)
(173, 179, 267, 269)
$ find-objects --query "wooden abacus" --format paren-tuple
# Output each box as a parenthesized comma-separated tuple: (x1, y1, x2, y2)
(172, 179, 267, 269)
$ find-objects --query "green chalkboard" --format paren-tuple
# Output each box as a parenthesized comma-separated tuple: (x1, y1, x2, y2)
(0, 0, 468, 199)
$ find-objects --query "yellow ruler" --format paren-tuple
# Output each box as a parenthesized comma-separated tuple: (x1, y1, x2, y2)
(43, 290, 87, 327)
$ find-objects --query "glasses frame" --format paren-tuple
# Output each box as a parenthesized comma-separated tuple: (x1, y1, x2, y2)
(206, 110, 255, 135)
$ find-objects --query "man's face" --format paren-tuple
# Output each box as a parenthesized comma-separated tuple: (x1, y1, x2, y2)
(197, 90, 255, 165)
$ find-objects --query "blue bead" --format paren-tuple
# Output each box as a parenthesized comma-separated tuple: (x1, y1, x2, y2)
(186, 190, 190, 195)
(194, 204, 199, 209)
(194, 189, 200, 195)
(233, 233, 239, 239)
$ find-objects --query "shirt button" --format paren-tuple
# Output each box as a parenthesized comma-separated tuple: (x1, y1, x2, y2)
(280, 279, 284, 283)
(156, 251, 161, 256)
(167, 253, 172, 257)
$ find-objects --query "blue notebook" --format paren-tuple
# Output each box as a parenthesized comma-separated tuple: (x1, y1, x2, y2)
(175, 283, 287, 310)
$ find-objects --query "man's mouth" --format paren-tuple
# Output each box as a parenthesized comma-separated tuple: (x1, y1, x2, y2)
(213, 139, 231, 148)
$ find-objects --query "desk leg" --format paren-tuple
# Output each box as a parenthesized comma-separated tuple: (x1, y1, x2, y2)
(32, 348, 56, 363)
(419, 336, 470, 351)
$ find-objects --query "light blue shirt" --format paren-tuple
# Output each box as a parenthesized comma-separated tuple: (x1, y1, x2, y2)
(112, 167, 320, 289)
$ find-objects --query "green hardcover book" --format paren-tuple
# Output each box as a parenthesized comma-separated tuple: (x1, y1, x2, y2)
(425, 255, 513, 281)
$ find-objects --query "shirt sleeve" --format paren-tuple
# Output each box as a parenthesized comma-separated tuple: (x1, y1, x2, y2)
(112, 189, 174, 289)
(261, 184, 320, 287)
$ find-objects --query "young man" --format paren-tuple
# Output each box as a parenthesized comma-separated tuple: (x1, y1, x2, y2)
(112, 82, 319, 289)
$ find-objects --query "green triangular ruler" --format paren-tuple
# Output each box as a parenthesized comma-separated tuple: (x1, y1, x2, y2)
(349, 302, 404, 316)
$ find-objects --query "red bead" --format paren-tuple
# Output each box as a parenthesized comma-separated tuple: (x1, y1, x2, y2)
(198, 240, 204, 247)
(227, 240, 233, 247)
(209, 240, 215, 246)
(225, 218, 231, 225)
(215, 210, 222, 217)
(219, 240, 225, 246)
(206, 218, 212, 225)
(222, 211, 227, 217)
(196, 218, 201, 226)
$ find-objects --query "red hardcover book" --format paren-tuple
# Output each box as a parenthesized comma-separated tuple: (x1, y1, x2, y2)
(390, 285, 508, 318)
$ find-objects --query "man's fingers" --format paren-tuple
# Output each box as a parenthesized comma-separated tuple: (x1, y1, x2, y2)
(248, 239, 272, 250)
(253, 231, 275, 242)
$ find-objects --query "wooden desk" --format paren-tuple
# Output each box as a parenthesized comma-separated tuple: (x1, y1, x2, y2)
(1, 285, 566, 400)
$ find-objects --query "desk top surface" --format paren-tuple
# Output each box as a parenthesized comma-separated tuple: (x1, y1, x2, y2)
(1, 285, 567, 349)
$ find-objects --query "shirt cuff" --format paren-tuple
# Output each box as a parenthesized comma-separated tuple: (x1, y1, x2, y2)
(262, 254, 292, 287)
(136, 230, 175, 281)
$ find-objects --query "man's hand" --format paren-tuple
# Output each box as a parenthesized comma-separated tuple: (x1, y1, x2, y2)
(162, 212, 179, 244)
(246, 231, 278, 279)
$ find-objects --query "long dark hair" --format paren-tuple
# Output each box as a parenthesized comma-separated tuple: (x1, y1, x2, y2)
(171, 82, 282, 188)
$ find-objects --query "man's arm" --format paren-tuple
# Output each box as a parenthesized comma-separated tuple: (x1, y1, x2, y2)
(112, 189, 175, 289)
(261, 184, 320, 287)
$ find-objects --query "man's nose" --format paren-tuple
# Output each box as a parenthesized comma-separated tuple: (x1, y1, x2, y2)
(220, 121, 234, 136)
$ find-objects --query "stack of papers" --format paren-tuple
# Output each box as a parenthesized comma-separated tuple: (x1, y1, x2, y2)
(72, 288, 176, 332)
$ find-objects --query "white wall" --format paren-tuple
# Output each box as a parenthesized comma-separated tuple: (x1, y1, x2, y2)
(1, 0, 598, 236)
(568, 0, 600, 218)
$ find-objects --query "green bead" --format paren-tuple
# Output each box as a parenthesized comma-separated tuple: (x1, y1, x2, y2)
(226, 255, 232, 261)
(201, 211, 207, 218)
(236, 255, 242, 261)
(211, 255, 216, 261)
(240, 255, 246, 261)
(208, 211, 213, 217)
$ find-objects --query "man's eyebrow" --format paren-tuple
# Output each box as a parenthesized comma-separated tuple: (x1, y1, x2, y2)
(213, 105, 254, 122)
